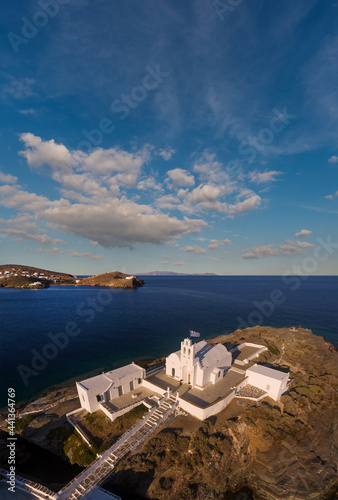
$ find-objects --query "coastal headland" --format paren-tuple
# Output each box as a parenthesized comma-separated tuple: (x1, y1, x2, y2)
(0, 326, 337, 499)
(0, 265, 144, 289)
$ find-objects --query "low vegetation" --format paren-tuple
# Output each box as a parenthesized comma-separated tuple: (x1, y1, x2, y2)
(83, 404, 148, 454)
(15, 413, 39, 432)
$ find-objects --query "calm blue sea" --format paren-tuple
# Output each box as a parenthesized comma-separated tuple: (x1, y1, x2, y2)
(0, 276, 337, 408)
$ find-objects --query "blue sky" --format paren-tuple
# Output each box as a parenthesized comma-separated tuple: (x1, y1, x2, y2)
(0, 0, 337, 275)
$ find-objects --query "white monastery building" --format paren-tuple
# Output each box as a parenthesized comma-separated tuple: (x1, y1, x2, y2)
(246, 363, 290, 401)
(76, 337, 291, 419)
(165, 338, 232, 389)
(77, 363, 145, 413)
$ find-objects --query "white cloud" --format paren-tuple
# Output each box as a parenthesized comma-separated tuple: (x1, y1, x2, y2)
(248, 170, 282, 184)
(166, 168, 195, 188)
(20, 133, 74, 169)
(208, 238, 232, 250)
(180, 245, 206, 254)
(155, 194, 180, 210)
(161, 254, 171, 259)
(0, 184, 50, 211)
(328, 155, 338, 164)
(71, 252, 102, 260)
(227, 195, 262, 215)
(157, 147, 176, 160)
(209, 257, 220, 262)
(137, 177, 163, 191)
(174, 261, 184, 266)
(208, 239, 219, 250)
(242, 243, 303, 259)
(295, 240, 315, 248)
(41, 199, 207, 248)
(161, 260, 169, 264)
(325, 190, 338, 200)
(0, 171, 17, 184)
(39, 247, 64, 255)
(294, 229, 312, 237)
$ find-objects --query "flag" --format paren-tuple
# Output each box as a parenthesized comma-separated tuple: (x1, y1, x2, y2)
(189, 330, 200, 338)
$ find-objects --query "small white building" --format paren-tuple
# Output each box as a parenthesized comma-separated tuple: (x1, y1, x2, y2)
(166, 337, 232, 390)
(77, 363, 145, 413)
(246, 364, 290, 401)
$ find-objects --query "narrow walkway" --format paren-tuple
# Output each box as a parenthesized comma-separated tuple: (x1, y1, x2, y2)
(59, 395, 177, 500)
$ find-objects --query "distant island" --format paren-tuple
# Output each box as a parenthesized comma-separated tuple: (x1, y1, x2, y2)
(138, 271, 218, 276)
(0, 265, 144, 289)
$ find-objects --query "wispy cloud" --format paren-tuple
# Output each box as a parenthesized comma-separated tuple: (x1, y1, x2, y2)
(71, 252, 102, 260)
(242, 243, 304, 259)
(180, 245, 206, 254)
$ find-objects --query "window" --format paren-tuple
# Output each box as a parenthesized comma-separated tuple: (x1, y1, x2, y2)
(172, 368, 175, 377)
(118, 386, 123, 396)
(183, 347, 186, 354)
(188, 349, 190, 355)
(218, 371, 221, 378)
(130, 381, 134, 391)
(82, 395, 85, 402)
(96, 394, 101, 402)
(266, 384, 271, 390)
(138, 378, 141, 384)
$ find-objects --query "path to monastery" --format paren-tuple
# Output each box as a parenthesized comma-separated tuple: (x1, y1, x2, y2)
(60, 393, 177, 500)
(1, 394, 177, 500)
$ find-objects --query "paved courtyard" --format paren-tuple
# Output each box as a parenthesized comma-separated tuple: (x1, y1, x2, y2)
(146, 370, 181, 392)
(108, 386, 162, 411)
(179, 369, 246, 408)
(233, 345, 264, 364)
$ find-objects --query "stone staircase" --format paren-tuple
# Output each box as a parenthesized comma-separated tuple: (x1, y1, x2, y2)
(229, 365, 246, 375)
(0, 468, 56, 499)
(64, 395, 177, 500)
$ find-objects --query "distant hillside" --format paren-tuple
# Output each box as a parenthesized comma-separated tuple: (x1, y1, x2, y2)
(138, 271, 218, 276)
(0, 264, 75, 288)
(79, 271, 144, 288)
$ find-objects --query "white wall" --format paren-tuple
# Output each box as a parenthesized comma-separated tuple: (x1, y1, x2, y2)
(165, 352, 181, 380)
(141, 379, 167, 396)
(178, 390, 236, 420)
(246, 371, 288, 400)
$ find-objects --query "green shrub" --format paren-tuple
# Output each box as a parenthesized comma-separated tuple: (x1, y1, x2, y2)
(15, 413, 39, 432)
(268, 345, 280, 355)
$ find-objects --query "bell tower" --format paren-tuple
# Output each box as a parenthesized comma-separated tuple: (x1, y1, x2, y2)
(181, 338, 195, 366)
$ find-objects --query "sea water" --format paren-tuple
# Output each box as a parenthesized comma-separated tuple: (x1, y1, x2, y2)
(0, 276, 337, 408)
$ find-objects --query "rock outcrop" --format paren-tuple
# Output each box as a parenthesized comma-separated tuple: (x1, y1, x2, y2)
(79, 271, 144, 288)
(104, 326, 338, 500)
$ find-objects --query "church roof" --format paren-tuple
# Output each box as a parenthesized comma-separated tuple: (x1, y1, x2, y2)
(195, 342, 229, 369)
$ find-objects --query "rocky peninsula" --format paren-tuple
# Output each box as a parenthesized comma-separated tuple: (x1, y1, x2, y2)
(0, 326, 336, 499)
(0, 265, 144, 289)
(78, 271, 144, 288)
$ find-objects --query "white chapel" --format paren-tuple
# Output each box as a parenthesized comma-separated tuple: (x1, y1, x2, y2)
(165, 337, 232, 389)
